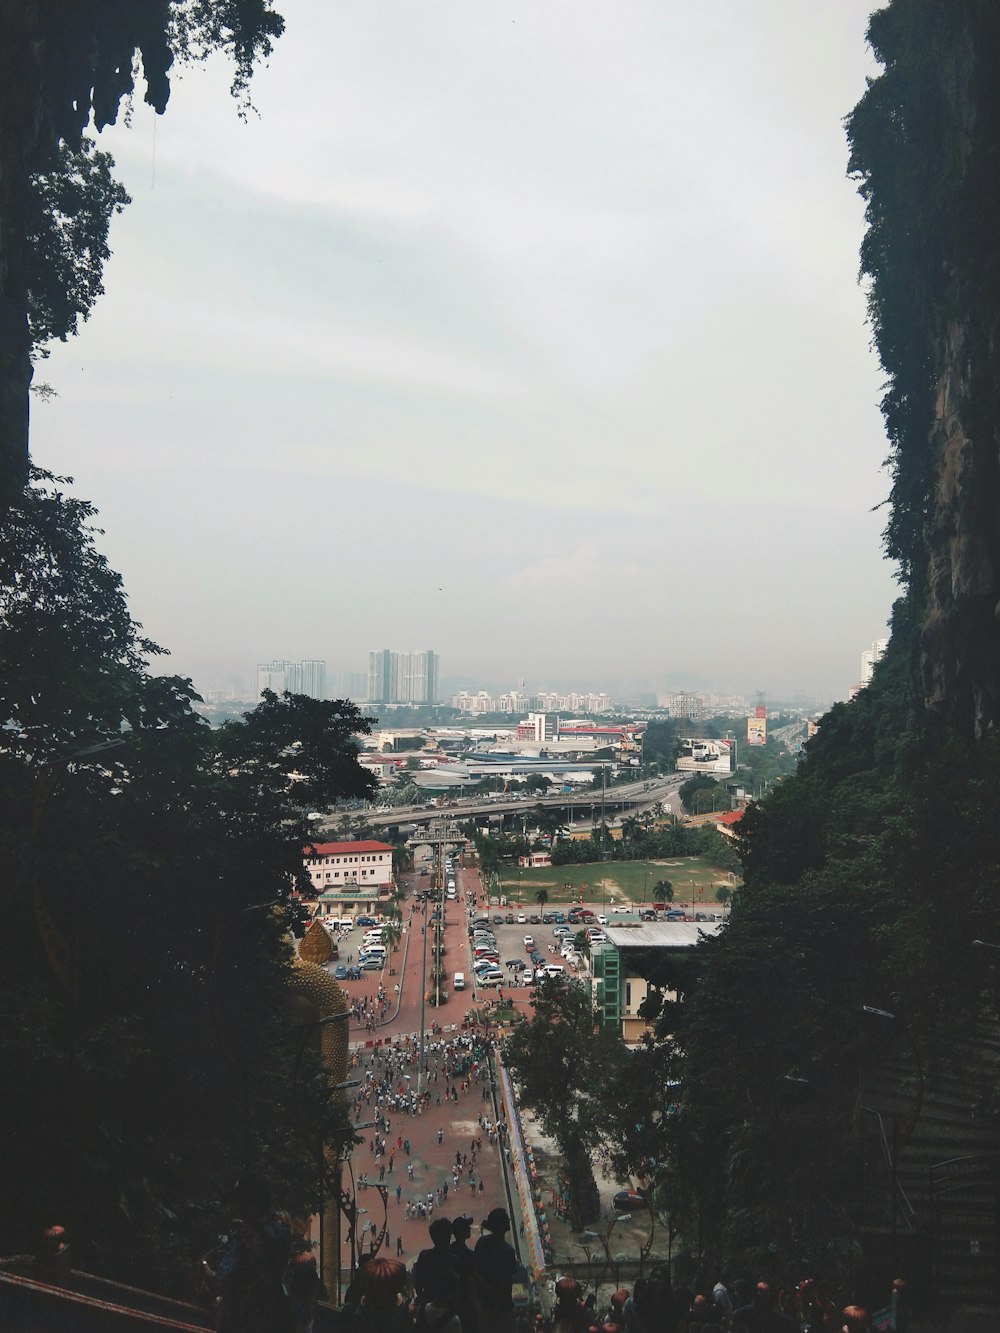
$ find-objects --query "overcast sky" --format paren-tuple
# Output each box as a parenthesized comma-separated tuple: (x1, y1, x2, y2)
(31, 0, 895, 703)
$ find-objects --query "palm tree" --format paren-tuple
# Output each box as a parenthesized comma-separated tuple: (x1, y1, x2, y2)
(383, 919, 402, 954)
(535, 888, 549, 911)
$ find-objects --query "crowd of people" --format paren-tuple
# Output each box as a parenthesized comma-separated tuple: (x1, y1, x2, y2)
(340, 1027, 517, 1260)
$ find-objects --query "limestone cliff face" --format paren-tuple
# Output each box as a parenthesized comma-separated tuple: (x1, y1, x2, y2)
(921, 320, 1000, 738)
(849, 1, 1000, 739)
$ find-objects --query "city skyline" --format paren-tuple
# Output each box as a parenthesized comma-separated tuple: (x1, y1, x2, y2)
(201, 656, 850, 713)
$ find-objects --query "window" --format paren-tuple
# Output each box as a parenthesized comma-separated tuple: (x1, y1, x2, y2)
(625, 983, 632, 1009)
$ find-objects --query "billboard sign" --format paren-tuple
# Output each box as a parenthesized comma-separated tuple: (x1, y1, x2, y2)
(747, 717, 767, 746)
(676, 737, 734, 774)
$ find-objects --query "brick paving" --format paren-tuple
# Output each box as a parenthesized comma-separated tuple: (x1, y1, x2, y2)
(329, 864, 523, 1275)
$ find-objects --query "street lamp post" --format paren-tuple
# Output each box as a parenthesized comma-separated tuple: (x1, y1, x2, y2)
(417, 898, 429, 1096)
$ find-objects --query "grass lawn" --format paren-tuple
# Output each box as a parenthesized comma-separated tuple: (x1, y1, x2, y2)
(498, 856, 738, 908)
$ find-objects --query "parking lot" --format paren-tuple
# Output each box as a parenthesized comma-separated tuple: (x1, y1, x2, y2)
(462, 906, 599, 989)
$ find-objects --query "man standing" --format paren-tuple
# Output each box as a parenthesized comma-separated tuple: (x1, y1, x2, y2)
(450, 1215, 478, 1333)
(412, 1216, 462, 1328)
(473, 1208, 517, 1333)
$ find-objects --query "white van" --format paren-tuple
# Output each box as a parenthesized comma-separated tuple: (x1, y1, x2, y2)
(453, 972, 466, 991)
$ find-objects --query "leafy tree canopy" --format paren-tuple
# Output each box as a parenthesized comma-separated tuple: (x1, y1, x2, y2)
(1, 1, 286, 505)
(504, 979, 625, 1229)
(0, 471, 373, 1286)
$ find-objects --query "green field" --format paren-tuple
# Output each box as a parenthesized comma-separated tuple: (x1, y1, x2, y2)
(497, 856, 738, 908)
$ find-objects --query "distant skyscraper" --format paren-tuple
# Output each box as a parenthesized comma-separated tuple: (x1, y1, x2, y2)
(331, 671, 367, 701)
(256, 659, 327, 699)
(299, 659, 327, 698)
(368, 650, 439, 703)
(860, 637, 889, 687)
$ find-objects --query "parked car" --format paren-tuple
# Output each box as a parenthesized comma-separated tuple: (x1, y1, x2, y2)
(529, 914, 541, 924)
(541, 913, 555, 923)
(517, 913, 527, 924)
(360, 955, 384, 970)
(523, 935, 534, 947)
(504, 913, 515, 924)
(553, 912, 566, 923)
(334, 963, 347, 979)
(597, 914, 608, 925)
(357, 916, 377, 927)
(639, 910, 656, 921)
(493, 915, 504, 924)
(612, 1189, 648, 1213)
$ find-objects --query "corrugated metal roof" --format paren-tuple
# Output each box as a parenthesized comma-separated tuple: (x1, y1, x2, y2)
(600, 920, 724, 948)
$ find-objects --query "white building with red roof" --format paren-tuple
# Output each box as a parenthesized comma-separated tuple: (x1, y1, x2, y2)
(304, 839, 396, 916)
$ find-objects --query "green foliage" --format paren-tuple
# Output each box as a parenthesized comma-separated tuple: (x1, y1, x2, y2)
(549, 819, 704, 866)
(26, 139, 131, 357)
(678, 774, 723, 813)
(0, 1, 287, 505)
(0, 474, 371, 1286)
(620, 626, 1000, 1271)
(0, 470, 168, 760)
(641, 719, 683, 767)
(504, 979, 624, 1228)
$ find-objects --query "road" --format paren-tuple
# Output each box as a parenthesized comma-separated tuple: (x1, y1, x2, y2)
(317, 774, 687, 837)
(315, 863, 531, 1276)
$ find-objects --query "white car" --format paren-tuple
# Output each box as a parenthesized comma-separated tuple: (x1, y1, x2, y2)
(597, 914, 608, 925)
(523, 935, 534, 947)
(517, 913, 527, 924)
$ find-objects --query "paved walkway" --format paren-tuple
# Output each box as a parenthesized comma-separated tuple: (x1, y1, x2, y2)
(325, 865, 525, 1281)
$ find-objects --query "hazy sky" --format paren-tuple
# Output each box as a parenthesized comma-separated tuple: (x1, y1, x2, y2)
(32, 0, 895, 702)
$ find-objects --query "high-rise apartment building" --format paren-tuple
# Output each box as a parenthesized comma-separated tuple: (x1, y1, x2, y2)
(860, 638, 889, 688)
(256, 659, 327, 699)
(368, 650, 439, 704)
